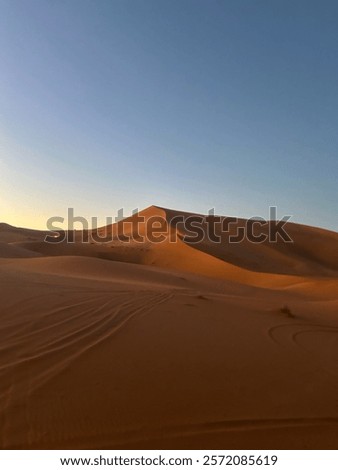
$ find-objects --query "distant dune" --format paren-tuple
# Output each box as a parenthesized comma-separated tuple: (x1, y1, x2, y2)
(0, 207, 337, 449)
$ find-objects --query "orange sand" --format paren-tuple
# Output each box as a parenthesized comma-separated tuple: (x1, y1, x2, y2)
(0, 207, 337, 449)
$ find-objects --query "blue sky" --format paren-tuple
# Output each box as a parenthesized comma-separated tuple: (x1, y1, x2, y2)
(1, 0, 337, 230)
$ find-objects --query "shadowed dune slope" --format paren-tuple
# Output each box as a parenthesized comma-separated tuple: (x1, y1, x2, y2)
(0, 242, 42, 259)
(0, 223, 48, 244)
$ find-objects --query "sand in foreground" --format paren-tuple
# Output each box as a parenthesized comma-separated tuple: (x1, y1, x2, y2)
(0, 208, 337, 449)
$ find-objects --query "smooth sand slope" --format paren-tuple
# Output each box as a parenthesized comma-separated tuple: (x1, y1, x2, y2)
(0, 206, 337, 449)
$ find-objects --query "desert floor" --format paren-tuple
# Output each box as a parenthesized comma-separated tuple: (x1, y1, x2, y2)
(0, 206, 337, 449)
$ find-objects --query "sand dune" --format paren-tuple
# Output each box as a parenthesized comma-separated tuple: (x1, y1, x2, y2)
(0, 207, 337, 449)
(0, 223, 48, 244)
(0, 242, 42, 259)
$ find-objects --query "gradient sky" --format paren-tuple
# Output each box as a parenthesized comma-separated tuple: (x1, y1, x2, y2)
(1, 0, 337, 231)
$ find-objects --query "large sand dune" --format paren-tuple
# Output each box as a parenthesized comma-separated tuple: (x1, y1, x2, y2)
(0, 207, 337, 449)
